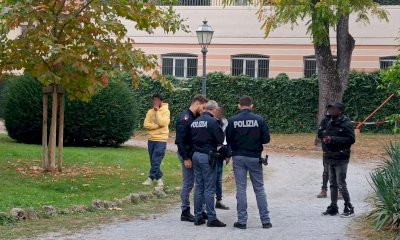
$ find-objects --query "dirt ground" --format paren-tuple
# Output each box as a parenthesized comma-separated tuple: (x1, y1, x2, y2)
(134, 131, 399, 162)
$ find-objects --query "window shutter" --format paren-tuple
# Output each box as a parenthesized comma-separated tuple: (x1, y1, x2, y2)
(187, 58, 198, 77)
(258, 59, 269, 78)
(232, 59, 244, 76)
(162, 58, 173, 76)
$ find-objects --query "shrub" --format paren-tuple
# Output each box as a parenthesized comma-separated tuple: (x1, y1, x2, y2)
(132, 71, 399, 133)
(3, 75, 138, 146)
(64, 82, 138, 146)
(369, 142, 400, 237)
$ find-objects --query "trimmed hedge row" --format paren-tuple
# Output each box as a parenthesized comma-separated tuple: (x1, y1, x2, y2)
(2, 75, 139, 146)
(132, 72, 399, 133)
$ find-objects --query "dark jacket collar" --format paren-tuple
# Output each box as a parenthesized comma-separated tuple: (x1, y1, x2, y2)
(240, 109, 252, 113)
(203, 112, 214, 118)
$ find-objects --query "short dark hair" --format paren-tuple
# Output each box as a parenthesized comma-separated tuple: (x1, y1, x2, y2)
(192, 94, 208, 104)
(152, 93, 163, 101)
(239, 95, 252, 107)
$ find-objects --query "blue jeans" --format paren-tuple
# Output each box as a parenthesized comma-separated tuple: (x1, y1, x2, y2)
(148, 141, 166, 180)
(216, 159, 223, 201)
(233, 155, 270, 225)
(193, 152, 217, 221)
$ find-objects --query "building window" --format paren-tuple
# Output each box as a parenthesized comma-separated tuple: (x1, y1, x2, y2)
(380, 56, 397, 70)
(161, 54, 198, 78)
(231, 54, 269, 78)
(304, 55, 337, 78)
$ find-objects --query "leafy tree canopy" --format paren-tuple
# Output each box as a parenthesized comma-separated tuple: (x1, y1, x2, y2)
(0, 0, 186, 100)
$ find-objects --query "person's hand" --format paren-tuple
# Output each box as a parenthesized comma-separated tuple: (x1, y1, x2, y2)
(225, 157, 231, 165)
(323, 136, 332, 144)
(184, 159, 192, 169)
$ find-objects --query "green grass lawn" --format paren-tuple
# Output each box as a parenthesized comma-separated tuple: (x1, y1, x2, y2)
(0, 134, 182, 212)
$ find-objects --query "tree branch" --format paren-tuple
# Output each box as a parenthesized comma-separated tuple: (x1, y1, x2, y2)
(57, 0, 95, 41)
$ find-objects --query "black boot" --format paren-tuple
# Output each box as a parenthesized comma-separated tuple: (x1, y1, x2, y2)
(207, 219, 227, 227)
(194, 218, 206, 226)
(216, 201, 230, 210)
(181, 208, 194, 222)
(233, 222, 246, 229)
(262, 223, 273, 229)
(340, 203, 354, 218)
(322, 204, 339, 216)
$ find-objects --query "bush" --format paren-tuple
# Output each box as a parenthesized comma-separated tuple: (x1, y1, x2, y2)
(369, 142, 400, 237)
(3, 74, 138, 146)
(132, 71, 399, 133)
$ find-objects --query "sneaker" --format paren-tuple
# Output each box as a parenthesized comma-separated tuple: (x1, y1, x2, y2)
(340, 203, 354, 218)
(216, 201, 230, 210)
(233, 222, 246, 229)
(181, 208, 194, 222)
(194, 218, 206, 226)
(262, 223, 273, 229)
(202, 212, 208, 220)
(338, 191, 344, 200)
(157, 179, 164, 187)
(142, 178, 153, 186)
(207, 219, 227, 227)
(317, 189, 327, 198)
(322, 204, 339, 216)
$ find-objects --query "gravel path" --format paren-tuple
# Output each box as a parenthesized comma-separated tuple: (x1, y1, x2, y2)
(40, 140, 374, 240)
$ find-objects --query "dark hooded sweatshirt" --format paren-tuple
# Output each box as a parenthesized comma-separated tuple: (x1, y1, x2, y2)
(317, 115, 356, 163)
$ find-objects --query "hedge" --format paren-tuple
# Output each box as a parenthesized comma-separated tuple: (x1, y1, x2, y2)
(131, 72, 399, 133)
(2, 74, 139, 146)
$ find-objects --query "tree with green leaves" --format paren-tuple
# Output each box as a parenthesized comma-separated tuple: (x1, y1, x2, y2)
(0, 0, 185, 172)
(380, 55, 400, 133)
(226, 0, 388, 123)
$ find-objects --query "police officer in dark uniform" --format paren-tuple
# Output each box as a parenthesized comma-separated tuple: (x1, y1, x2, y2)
(191, 100, 226, 227)
(319, 101, 356, 218)
(226, 95, 272, 230)
(175, 94, 208, 222)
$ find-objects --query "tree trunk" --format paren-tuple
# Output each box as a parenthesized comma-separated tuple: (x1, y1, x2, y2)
(42, 94, 49, 169)
(57, 91, 65, 172)
(48, 85, 58, 172)
(316, 14, 355, 124)
(336, 15, 355, 92)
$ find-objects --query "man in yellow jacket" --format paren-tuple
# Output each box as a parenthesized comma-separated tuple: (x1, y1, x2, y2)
(143, 94, 170, 187)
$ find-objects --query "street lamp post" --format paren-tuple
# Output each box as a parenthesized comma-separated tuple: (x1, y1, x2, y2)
(196, 20, 214, 97)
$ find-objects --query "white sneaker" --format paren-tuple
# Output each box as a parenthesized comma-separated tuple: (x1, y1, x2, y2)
(142, 178, 153, 186)
(157, 179, 164, 187)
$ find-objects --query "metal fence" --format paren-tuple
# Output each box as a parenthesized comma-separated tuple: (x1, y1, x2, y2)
(374, 0, 400, 5)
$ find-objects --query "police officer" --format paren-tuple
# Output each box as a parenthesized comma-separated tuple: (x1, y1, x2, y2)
(226, 95, 272, 230)
(191, 100, 226, 227)
(175, 94, 208, 222)
(319, 101, 356, 218)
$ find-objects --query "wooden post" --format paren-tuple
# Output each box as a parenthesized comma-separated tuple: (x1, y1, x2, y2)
(57, 87, 65, 172)
(48, 85, 58, 172)
(42, 94, 49, 169)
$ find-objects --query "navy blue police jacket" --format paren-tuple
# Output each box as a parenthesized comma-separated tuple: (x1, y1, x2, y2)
(226, 109, 270, 158)
(191, 112, 225, 154)
(175, 109, 197, 160)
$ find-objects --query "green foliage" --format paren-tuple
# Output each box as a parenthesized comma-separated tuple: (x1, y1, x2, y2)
(132, 72, 399, 133)
(369, 142, 400, 237)
(2, 75, 138, 146)
(380, 56, 400, 133)
(0, 0, 185, 100)
(242, 0, 388, 45)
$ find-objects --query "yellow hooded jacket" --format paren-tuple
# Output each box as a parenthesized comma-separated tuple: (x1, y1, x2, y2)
(143, 103, 170, 142)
